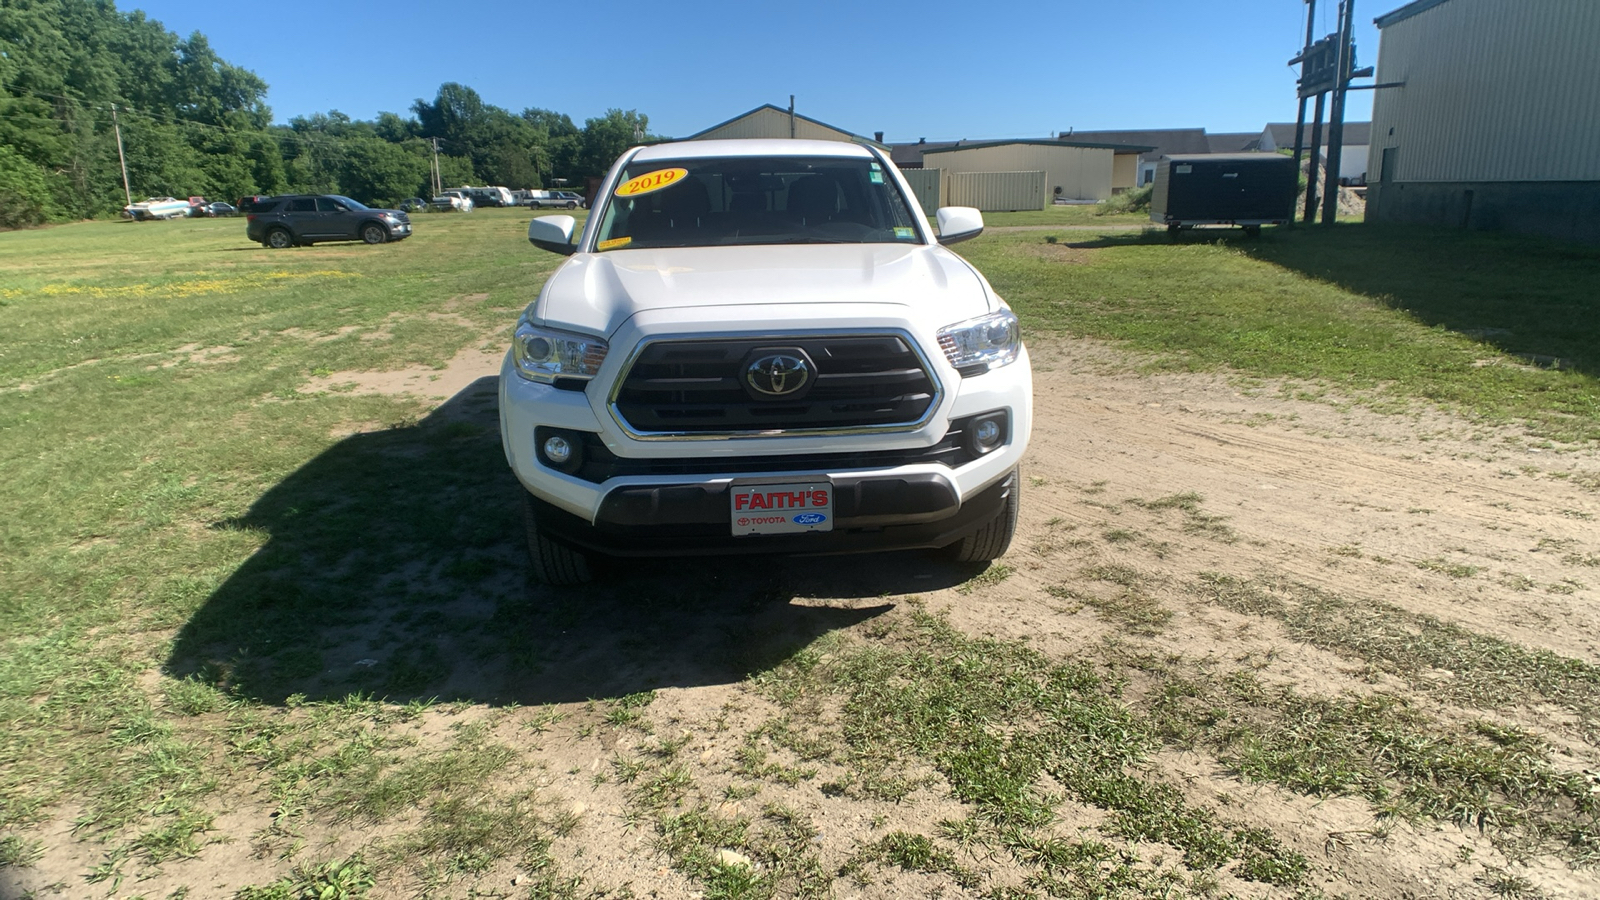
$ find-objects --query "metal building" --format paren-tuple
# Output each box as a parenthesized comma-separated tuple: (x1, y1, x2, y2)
(920, 139, 1151, 206)
(686, 104, 888, 148)
(1365, 0, 1600, 243)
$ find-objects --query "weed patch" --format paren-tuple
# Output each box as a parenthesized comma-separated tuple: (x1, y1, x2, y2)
(765, 608, 1309, 887)
(1193, 573, 1600, 734)
(1134, 652, 1599, 863)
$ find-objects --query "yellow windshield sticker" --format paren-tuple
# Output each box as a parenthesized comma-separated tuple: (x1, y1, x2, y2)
(615, 167, 688, 198)
(597, 236, 633, 251)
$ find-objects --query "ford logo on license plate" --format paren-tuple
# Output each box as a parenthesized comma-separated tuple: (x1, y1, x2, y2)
(792, 512, 827, 525)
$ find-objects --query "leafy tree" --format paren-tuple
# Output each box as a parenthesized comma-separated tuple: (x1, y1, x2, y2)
(0, 144, 59, 227)
(0, 1, 654, 224)
(436, 155, 475, 191)
(579, 109, 651, 179)
(338, 137, 430, 205)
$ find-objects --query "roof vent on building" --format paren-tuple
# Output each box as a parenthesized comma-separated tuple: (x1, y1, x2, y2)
(875, 131, 883, 143)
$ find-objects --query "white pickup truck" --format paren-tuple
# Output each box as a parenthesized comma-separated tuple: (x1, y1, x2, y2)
(502, 138, 1032, 583)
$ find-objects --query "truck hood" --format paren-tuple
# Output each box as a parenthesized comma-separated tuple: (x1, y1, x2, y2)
(531, 244, 995, 337)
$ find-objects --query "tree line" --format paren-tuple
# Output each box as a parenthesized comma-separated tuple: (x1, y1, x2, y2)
(0, 0, 654, 227)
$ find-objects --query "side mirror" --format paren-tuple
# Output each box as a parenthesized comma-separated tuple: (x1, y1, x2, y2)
(936, 207, 984, 245)
(528, 215, 577, 256)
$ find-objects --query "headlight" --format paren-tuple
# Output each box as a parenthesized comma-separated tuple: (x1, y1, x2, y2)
(511, 320, 608, 383)
(937, 310, 1020, 374)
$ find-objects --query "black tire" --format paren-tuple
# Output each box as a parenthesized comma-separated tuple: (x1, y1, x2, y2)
(946, 469, 1021, 563)
(522, 493, 594, 585)
(361, 223, 388, 244)
(1242, 224, 1262, 237)
(266, 228, 293, 249)
(566, 201, 577, 209)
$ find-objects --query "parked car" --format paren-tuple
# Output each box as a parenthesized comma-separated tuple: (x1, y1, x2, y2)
(457, 186, 514, 208)
(245, 194, 412, 248)
(202, 201, 237, 217)
(504, 138, 1028, 583)
(526, 190, 581, 209)
(397, 197, 428, 212)
(429, 191, 474, 212)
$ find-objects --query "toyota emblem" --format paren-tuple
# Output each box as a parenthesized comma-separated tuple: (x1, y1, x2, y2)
(745, 354, 811, 397)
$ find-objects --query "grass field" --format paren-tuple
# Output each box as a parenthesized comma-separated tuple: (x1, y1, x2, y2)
(2, 212, 1598, 897)
(962, 224, 1600, 441)
(943, 205, 1150, 227)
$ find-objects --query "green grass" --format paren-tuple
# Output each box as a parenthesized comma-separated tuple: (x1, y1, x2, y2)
(0, 209, 580, 886)
(964, 223, 1600, 440)
(935, 204, 1150, 228)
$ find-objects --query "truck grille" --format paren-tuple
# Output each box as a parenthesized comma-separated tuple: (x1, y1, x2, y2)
(612, 334, 940, 436)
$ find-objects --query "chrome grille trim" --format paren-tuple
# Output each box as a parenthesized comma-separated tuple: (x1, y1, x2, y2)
(607, 329, 945, 441)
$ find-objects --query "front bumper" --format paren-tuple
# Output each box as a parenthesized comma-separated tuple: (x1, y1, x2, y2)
(498, 338, 1032, 558)
(531, 469, 1016, 557)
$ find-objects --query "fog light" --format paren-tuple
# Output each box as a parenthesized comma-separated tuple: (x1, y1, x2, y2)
(973, 418, 1003, 452)
(543, 434, 573, 464)
(959, 412, 1009, 459)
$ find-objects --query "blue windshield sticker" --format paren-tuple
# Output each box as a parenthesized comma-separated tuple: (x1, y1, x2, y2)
(869, 171, 884, 184)
(894, 227, 915, 240)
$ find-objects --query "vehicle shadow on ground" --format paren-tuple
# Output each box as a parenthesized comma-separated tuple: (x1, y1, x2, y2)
(165, 376, 975, 707)
(1064, 224, 1600, 378)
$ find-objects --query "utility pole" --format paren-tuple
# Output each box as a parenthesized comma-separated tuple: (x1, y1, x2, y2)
(431, 137, 442, 196)
(1303, 93, 1324, 223)
(111, 103, 132, 207)
(788, 95, 796, 139)
(1321, 0, 1357, 226)
(1289, 0, 1318, 226)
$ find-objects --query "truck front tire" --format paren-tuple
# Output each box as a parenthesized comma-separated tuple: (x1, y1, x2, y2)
(946, 469, 1020, 563)
(522, 493, 594, 585)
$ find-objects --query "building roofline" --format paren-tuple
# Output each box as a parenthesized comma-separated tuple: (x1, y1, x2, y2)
(921, 137, 1155, 154)
(1374, 0, 1454, 28)
(684, 103, 888, 148)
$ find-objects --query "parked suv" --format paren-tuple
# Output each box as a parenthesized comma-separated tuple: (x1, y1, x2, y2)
(246, 195, 412, 248)
(504, 139, 1031, 583)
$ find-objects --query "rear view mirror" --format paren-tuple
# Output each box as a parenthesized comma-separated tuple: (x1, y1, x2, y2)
(936, 207, 984, 245)
(528, 215, 577, 255)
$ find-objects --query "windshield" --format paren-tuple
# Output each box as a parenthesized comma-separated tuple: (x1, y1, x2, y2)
(593, 155, 921, 251)
(331, 195, 368, 210)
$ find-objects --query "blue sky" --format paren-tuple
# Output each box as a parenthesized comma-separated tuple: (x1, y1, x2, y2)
(125, 0, 1383, 140)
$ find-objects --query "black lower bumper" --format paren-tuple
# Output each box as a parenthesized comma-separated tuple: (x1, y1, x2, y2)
(533, 471, 1015, 558)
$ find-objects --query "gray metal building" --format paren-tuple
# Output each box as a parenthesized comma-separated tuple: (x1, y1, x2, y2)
(1365, 0, 1600, 243)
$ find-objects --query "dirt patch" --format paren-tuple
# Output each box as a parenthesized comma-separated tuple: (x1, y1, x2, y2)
(1021, 241, 1093, 264)
(299, 334, 506, 400)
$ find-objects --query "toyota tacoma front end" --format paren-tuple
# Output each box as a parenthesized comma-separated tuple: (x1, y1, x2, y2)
(501, 139, 1031, 583)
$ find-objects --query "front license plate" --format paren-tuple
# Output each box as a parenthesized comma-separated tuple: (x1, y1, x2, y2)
(731, 481, 834, 536)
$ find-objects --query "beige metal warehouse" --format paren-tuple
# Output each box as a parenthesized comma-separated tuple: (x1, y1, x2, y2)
(921, 139, 1152, 207)
(1365, 0, 1600, 243)
(686, 104, 888, 148)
